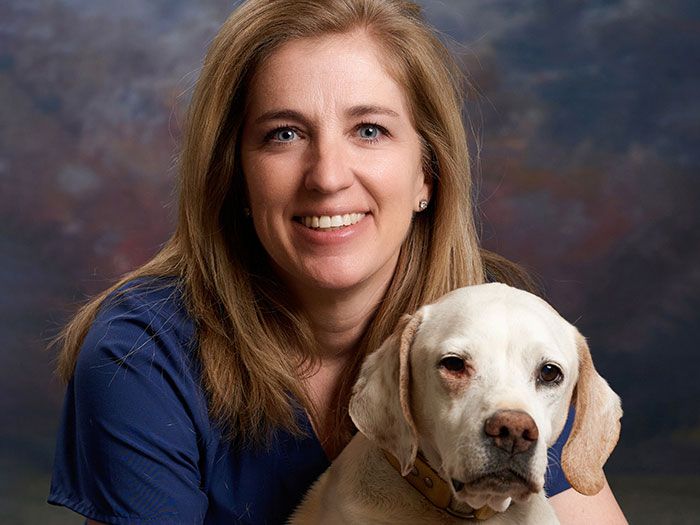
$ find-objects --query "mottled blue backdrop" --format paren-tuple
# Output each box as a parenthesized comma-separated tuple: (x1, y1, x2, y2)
(1, 0, 698, 522)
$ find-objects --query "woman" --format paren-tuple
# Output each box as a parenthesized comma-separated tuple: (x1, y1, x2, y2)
(49, 0, 626, 523)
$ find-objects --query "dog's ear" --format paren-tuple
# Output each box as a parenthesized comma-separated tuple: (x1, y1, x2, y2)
(562, 331, 623, 495)
(349, 312, 422, 476)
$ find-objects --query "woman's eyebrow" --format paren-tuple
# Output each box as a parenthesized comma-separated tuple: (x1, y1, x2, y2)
(254, 109, 311, 127)
(253, 105, 400, 126)
(346, 104, 400, 119)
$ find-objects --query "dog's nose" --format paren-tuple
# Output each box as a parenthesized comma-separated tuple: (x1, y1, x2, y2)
(484, 410, 539, 454)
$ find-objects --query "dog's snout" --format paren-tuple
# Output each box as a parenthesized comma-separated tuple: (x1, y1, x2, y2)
(484, 410, 539, 454)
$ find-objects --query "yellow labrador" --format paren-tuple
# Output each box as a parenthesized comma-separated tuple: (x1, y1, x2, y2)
(291, 283, 622, 524)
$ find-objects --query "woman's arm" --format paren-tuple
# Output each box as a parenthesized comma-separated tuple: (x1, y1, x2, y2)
(549, 478, 627, 524)
(48, 285, 208, 522)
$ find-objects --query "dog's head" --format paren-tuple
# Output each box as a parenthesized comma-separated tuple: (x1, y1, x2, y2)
(349, 283, 622, 508)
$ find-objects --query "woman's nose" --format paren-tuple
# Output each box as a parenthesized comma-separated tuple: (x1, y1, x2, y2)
(303, 138, 354, 194)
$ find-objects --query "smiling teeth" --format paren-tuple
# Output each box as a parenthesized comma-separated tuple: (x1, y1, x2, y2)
(301, 213, 366, 229)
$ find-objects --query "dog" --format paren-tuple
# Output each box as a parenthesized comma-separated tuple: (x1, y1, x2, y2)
(290, 283, 622, 524)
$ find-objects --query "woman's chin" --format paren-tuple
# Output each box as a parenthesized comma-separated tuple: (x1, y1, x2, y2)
(286, 263, 395, 299)
(298, 271, 372, 293)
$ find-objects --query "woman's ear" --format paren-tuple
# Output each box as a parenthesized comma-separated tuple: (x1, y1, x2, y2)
(561, 331, 623, 495)
(349, 312, 422, 476)
(418, 139, 435, 206)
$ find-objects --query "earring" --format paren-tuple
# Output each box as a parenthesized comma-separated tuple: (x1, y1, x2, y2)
(418, 200, 429, 211)
(243, 207, 251, 217)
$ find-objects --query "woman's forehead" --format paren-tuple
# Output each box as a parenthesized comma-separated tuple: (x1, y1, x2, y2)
(244, 30, 413, 122)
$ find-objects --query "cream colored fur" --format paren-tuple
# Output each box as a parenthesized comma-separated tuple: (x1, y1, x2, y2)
(290, 283, 622, 524)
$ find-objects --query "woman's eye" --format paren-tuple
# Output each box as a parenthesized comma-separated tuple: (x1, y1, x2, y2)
(272, 128, 297, 142)
(538, 363, 563, 384)
(357, 124, 382, 141)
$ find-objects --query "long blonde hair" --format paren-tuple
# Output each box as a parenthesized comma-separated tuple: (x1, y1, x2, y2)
(56, 0, 535, 451)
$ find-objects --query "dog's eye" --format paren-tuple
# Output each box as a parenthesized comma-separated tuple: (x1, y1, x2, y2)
(538, 363, 563, 384)
(439, 356, 466, 372)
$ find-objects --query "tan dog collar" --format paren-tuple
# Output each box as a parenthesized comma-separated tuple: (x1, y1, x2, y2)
(382, 449, 499, 520)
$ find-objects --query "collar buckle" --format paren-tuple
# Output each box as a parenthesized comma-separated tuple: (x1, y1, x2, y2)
(382, 449, 501, 521)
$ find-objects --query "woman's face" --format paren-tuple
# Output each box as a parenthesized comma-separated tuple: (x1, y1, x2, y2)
(240, 30, 429, 298)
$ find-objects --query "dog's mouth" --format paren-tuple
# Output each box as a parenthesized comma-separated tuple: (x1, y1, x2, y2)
(452, 469, 539, 497)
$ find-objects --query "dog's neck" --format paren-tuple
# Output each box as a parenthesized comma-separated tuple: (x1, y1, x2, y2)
(382, 449, 506, 521)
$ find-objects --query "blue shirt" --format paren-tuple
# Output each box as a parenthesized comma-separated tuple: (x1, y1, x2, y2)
(49, 279, 572, 524)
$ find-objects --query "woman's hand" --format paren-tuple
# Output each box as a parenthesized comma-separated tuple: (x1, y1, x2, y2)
(549, 477, 628, 524)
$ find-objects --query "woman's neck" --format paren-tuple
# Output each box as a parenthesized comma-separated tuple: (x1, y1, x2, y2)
(288, 276, 393, 460)
(298, 282, 388, 360)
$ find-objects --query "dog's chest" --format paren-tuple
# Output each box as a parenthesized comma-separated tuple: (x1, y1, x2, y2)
(293, 434, 558, 524)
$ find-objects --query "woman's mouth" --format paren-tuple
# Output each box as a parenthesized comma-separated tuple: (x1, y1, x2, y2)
(295, 212, 366, 230)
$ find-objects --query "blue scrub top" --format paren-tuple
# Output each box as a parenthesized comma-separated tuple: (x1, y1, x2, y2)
(48, 279, 572, 524)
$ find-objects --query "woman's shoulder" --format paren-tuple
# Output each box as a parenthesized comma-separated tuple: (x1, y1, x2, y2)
(98, 276, 192, 329)
(50, 277, 214, 522)
(76, 276, 199, 381)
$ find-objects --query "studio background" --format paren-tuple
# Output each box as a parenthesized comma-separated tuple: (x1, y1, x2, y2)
(1, 0, 698, 523)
